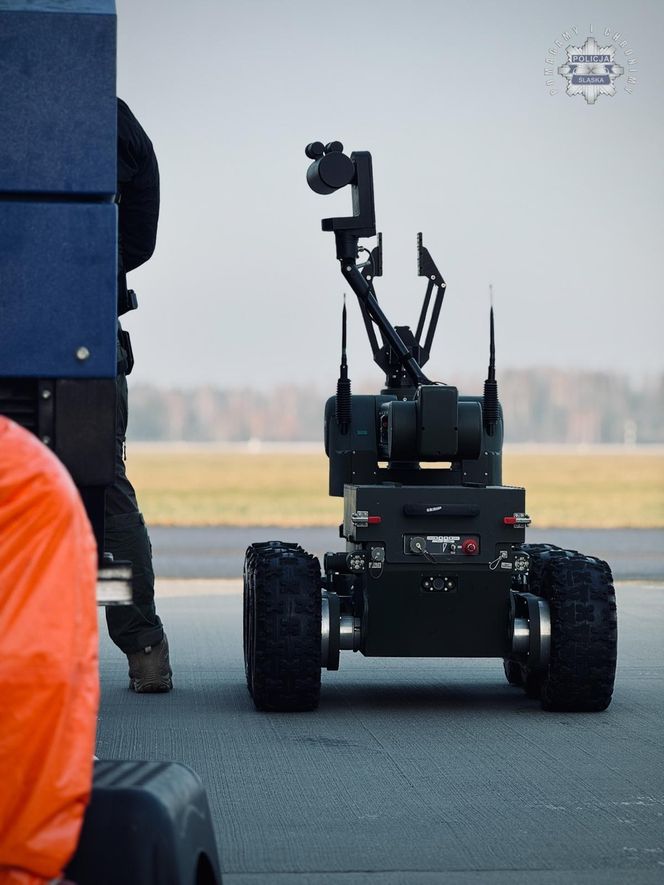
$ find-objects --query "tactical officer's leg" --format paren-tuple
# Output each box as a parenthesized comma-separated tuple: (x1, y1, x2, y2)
(104, 512, 162, 652)
(105, 372, 172, 691)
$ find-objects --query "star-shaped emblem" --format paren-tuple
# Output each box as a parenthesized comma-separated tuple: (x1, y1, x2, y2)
(558, 36, 624, 104)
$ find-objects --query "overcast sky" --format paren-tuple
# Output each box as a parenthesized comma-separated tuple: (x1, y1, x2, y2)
(116, 0, 663, 391)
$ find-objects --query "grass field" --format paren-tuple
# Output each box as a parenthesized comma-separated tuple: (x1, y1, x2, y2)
(125, 447, 664, 528)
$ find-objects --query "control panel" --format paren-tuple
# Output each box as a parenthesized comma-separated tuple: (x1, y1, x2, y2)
(404, 534, 480, 558)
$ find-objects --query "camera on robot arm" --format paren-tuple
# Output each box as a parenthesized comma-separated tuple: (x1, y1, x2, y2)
(305, 140, 499, 490)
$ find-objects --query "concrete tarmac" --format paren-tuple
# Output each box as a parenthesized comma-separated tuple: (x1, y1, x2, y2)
(150, 526, 664, 581)
(96, 580, 664, 885)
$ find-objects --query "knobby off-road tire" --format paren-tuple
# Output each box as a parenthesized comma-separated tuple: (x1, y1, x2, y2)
(243, 541, 322, 712)
(521, 544, 617, 712)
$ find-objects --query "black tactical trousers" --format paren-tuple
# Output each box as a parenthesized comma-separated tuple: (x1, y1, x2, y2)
(104, 372, 164, 654)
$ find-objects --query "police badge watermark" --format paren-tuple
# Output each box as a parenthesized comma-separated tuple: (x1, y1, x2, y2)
(545, 26, 638, 103)
(558, 37, 624, 103)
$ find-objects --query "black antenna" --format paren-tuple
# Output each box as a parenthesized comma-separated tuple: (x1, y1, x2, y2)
(483, 284, 499, 436)
(335, 294, 351, 434)
(489, 288, 495, 382)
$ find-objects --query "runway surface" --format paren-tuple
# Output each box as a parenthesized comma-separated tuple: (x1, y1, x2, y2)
(96, 577, 664, 885)
(150, 526, 664, 581)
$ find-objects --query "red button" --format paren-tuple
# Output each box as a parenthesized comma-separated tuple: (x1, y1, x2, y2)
(503, 516, 517, 525)
(367, 516, 382, 525)
(461, 538, 478, 555)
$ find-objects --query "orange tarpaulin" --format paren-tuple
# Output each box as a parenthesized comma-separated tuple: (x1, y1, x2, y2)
(0, 417, 99, 885)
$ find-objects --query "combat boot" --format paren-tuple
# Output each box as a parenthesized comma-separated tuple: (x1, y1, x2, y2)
(127, 633, 173, 693)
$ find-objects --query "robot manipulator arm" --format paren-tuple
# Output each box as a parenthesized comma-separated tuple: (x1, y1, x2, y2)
(305, 141, 430, 388)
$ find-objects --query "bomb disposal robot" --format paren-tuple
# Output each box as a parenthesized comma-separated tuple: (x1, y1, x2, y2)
(243, 142, 617, 713)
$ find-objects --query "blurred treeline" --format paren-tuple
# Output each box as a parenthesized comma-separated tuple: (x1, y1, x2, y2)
(127, 370, 664, 445)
